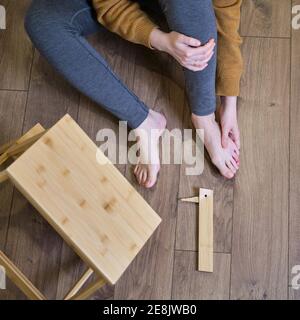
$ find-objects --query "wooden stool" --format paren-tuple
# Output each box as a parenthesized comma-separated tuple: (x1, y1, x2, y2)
(0, 114, 161, 300)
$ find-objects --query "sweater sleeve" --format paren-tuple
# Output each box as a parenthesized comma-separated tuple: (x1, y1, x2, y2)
(214, 0, 243, 97)
(92, 0, 158, 48)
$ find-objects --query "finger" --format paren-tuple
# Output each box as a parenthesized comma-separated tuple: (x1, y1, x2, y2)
(180, 34, 201, 47)
(184, 63, 207, 72)
(186, 40, 215, 58)
(187, 60, 207, 68)
(185, 50, 214, 65)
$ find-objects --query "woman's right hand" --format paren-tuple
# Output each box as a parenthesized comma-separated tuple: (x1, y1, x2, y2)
(150, 29, 215, 72)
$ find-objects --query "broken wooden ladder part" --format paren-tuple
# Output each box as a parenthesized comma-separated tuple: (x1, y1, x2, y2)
(180, 188, 214, 273)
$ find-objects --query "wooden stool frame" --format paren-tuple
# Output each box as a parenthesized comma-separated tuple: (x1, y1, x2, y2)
(0, 117, 161, 299)
(0, 124, 105, 300)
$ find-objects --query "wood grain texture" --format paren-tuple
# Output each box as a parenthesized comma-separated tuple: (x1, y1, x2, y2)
(230, 38, 289, 300)
(0, 90, 27, 254)
(198, 189, 213, 272)
(289, 287, 300, 300)
(241, 0, 291, 38)
(0, 0, 33, 90)
(114, 47, 184, 299)
(64, 268, 94, 300)
(7, 114, 161, 285)
(289, 0, 300, 288)
(172, 251, 230, 300)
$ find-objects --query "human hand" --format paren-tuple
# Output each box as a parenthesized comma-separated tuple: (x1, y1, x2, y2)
(150, 29, 215, 72)
(218, 96, 240, 151)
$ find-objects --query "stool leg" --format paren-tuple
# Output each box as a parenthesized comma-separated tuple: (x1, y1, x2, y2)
(64, 268, 94, 300)
(0, 124, 46, 165)
(0, 170, 8, 184)
(0, 251, 46, 300)
(0, 141, 15, 155)
(70, 276, 107, 300)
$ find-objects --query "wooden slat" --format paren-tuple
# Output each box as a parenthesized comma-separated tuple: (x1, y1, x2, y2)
(114, 46, 184, 299)
(10, 124, 46, 159)
(0, 0, 33, 90)
(0, 141, 15, 155)
(0, 251, 45, 300)
(64, 268, 93, 300)
(0, 124, 45, 155)
(172, 251, 230, 299)
(230, 38, 289, 299)
(198, 188, 213, 272)
(0, 130, 46, 166)
(241, 0, 291, 38)
(0, 170, 9, 184)
(71, 276, 107, 300)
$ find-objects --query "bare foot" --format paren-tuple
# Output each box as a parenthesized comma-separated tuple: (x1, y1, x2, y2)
(217, 96, 240, 151)
(133, 110, 166, 188)
(192, 113, 239, 179)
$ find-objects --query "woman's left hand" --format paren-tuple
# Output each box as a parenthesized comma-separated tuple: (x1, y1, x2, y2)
(150, 29, 215, 72)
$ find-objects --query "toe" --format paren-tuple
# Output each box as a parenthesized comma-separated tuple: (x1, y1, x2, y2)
(226, 160, 237, 175)
(221, 165, 234, 179)
(232, 153, 239, 163)
(141, 170, 147, 185)
(213, 157, 234, 179)
(144, 178, 155, 188)
(144, 167, 159, 188)
(138, 170, 145, 185)
(230, 158, 239, 170)
(145, 175, 156, 188)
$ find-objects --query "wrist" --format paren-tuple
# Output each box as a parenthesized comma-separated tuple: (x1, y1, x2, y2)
(149, 28, 168, 52)
(221, 96, 237, 108)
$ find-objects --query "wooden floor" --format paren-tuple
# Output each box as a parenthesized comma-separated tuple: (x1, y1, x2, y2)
(0, 0, 298, 300)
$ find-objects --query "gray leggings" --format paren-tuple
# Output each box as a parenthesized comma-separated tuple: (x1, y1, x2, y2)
(25, 0, 217, 128)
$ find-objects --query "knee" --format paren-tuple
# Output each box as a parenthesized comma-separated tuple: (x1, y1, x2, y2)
(24, 0, 64, 46)
(25, 1, 45, 40)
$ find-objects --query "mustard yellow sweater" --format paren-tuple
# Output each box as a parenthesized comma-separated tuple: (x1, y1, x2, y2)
(92, 0, 243, 96)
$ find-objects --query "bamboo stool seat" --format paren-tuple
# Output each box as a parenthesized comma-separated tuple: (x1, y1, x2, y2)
(0, 114, 161, 299)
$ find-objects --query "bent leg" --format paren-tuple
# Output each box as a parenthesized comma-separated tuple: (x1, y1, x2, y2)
(24, 0, 149, 128)
(158, 0, 217, 115)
